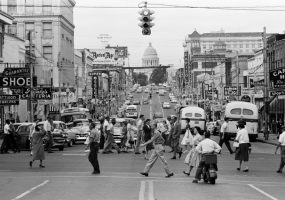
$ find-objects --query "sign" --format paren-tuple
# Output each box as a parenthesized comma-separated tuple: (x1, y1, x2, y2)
(92, 76, 98, 99)
(2, 68, 30, 77)
(0, 77, 37, 87)
(10, 88, 22, 95)
(90, 49, 116, 65)
(270, 68, 285, 88)
(21, 87, 52, 100)
(0, 95, 19, 105)
(88, 72, 102, 76)
(106, 46, 128, 58)
(241, 95, 251, 102)
(224, 86, 241, 96)
(270, 90, 285, 96)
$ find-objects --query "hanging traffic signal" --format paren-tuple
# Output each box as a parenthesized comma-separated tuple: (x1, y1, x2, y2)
(138, 8, 154, 35)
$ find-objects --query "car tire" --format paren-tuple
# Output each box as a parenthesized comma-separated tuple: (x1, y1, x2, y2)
(59, 146, 64, 151)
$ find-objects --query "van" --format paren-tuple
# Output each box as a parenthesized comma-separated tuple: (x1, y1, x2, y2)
(221, 101, 258, 141)
(125, 105, 138, 119)
(180, 106, 207, 133)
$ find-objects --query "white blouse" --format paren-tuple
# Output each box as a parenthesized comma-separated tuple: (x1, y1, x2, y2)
(236, 128, 249, 144)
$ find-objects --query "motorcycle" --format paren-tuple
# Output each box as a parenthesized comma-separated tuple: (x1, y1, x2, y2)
(202, 153, 218, 184)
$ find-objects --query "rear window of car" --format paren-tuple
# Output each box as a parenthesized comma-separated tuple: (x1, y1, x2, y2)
(185, 113, 192, 117)
(230, 108, 241, 115)
(194, 113, 202, 117)
(18, 125, 31, 134)
(243, 109, 254, 115)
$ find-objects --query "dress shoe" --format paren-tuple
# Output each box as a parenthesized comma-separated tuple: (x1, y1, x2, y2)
(140, 172, 148, 177)
(170, 157, 176, 160)
(192, 179, 198, 183)
(277, 170, 282, 174)
(179, 152, 183, 159)
(39, 164, 45, 168)
(243, 169, 249, 172)
(92, 171, 100, 175)
(236, 168, 240, 171)
(135, 152, 141, 154)
(183, 171, 190, 176)
(165, 173, 174, 178)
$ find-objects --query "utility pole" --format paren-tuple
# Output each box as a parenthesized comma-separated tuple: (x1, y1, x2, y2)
(262, 27, 269, 140)
(28, 31, 34, 122)
(237, 54, 240, 101)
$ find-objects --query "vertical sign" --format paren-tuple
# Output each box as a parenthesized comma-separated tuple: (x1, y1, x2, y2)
(92, 76, 98, 99)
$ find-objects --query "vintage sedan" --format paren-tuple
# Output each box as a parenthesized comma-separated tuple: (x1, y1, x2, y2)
(70, 119, 90, 143)
(113, 118, 137, 145)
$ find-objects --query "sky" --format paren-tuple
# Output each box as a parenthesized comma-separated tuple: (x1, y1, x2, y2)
(74, 0, 285, 67)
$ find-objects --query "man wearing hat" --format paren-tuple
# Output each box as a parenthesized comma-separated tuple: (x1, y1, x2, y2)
(275, 125, 285, 173)
(44, 116, 54, 153)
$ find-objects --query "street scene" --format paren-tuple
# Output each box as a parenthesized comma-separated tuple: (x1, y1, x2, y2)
(0, 0, 285, 200)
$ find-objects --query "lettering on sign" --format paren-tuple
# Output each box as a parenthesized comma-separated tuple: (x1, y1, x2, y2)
(0, 77, 31, 87)
(88, 72, 102, 76)
(21, 87, 52, 100)
(0, 95, 19, 105)
(270, 90, 285, 96)
(270, 68, 285, 88)
(2, 68, 30, 76)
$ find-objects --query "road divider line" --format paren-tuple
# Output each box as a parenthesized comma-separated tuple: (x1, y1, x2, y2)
(148, 180, 155, 200)
(248, 184, 279, 200)
(139, 181, 146, 200)
(11, 180, 49, 200)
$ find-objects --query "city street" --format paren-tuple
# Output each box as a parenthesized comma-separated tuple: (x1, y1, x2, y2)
(0, 91, 284, 200)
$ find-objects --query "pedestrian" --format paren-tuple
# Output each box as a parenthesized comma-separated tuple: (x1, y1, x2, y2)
(277, 120, 282, 139)
(143, 119, 153, 159)
(102, 116, 111, 153)
(275, 125, 285, 173)
(135, 115, 145, 154)
(192, 131, 221, 183)
(140, 120, 174, 178)
(43, 116, 54, 153)
(219, 117, 234, 154)
(87, 122, 101, 175)
(9, 119, 18, 153)
(164, 116, 172, 148)
(29, 125, 46, 168)
(170, 116, 183, 159)
(183, 126, 203, 176)
(235, 119, 250, 172)
(120, 121, 129, 152)
(0, 119, 11, 154)
(181, 118, 193, 153)
(102, 118, 120, 154)
(98, 117, 105, 149)
(29, 119, 40, 156)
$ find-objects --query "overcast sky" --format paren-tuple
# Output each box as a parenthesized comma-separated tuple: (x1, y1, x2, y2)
(74, 0, 285, 67)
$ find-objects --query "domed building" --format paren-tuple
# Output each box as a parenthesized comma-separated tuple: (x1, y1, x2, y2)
(142, 43, 159, 67)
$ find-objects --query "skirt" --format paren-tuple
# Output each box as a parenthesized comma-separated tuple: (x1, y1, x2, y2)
(185, 148, 201, 167)
(235, 143, 249, 161)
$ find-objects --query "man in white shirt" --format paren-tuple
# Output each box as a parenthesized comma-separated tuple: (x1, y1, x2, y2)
(43, 116, 54, 153)
(135, 115, 145, 154)
(193, 131, 221, 183)
(219, 117, 234, 154)
(275, 126, 285, 173)
(1, 119, 11, 154)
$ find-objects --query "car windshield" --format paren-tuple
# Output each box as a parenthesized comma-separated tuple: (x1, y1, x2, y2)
(17, 125, 31, 134)
(73, 121, 89, 127)
(127, 109, 136, 112)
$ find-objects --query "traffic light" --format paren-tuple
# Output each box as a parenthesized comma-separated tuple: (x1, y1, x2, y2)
(138, 8, 154, 35)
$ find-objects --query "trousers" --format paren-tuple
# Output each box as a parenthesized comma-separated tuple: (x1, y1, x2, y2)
(88, 142, 100, 173)
(135, 131, 143, 153)
(219, 133, 233, 153)
(278, 146, 285, 171)
(143, 144, 171, 175)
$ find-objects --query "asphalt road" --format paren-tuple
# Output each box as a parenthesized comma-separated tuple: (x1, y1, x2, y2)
(0, 90, 284, 200)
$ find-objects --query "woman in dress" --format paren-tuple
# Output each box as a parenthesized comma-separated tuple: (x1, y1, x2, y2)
(29, 125, 46, 168)
(181, 118, 193, 153)
(235, 119, 250, 172)
(183, 126, 203, 176)
(143, 119, 153, 159)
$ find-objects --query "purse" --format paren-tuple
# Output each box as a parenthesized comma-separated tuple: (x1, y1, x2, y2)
(233, 141, 239, 148)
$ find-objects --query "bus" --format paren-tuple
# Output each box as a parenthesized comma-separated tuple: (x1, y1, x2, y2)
(220, 101, 259, 141)
(180, 106, 207, 134)
(125, 105, 138, 119)
(60, 107, 91, 124)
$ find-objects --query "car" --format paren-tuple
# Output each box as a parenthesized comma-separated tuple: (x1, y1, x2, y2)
(37, 121, 66, 151)
(113, 118, 137, 145)
(15, 122, 34, 150)
(133, 100, 140, 105)
(163, 102, 171, 109)
(51, 121, 76, 147)
(143, 98, 149, 105)
(125, 100, 131, 105)
(153, 112, 163, 119)
(171, 98, 178, 103)
(70, 119, 90, 143)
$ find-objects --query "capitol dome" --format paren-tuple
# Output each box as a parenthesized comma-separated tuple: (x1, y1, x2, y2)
(142, 43, 159, 67)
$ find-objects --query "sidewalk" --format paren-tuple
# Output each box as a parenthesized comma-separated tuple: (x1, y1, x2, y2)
(256, 132, 279, 146)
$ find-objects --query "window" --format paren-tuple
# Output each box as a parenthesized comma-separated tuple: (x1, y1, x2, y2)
(43, 46, 52, 60)
(43, 0, 52, 14)
(252, 44, 256, 48)
(7, 0, 17, 15)
(246, 44, 249, 48)
(194, 113, 202, 117)
(7, 23, 17, 35)
(230, 108, 241, 115)
(43, 22, 52, 38)
(25, 23, 34, 39)
(185, 113, 192, 117)
(240, 44, 243, 48)
(243, 109, 253, 115)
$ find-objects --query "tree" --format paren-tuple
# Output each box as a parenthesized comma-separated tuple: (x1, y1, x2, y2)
(149, 68, 168, 85)
(133, 72, 148, 86)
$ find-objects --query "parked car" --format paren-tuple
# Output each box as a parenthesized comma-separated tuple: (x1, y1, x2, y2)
(153, 112, 163, 119)
(133, 100, 140, 105)
(163, 102, 171, 109)
(37, 121, 66, 151)
(70, 119, 90, 143)
(51, 121, 76, 147)
(15, 123, 34, 150)
(113, 118, 137, 145)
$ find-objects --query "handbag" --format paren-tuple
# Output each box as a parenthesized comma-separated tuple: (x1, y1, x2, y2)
(233, 141, 239, 148)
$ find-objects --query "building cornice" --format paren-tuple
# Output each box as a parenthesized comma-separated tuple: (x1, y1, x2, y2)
(0, 10, 14, 24)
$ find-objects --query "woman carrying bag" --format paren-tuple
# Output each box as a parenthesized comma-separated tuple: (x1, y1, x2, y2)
(181, 118, 193, 153)
(234, 119, 250, 172)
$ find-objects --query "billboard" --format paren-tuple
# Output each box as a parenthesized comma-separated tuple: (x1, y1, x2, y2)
(90, 49, 116, 65)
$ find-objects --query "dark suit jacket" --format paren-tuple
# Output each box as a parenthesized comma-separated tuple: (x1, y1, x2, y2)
(172, 121, 181, 140)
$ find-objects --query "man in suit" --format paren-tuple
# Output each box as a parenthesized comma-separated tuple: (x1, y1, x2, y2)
(171, 116, 183, 159)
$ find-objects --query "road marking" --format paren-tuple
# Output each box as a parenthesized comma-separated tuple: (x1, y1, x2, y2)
(139, 181, 146, 200)
(62, 153, 87, 156)
(248, 184, 279, 200)
(149, 102, 153, 119)
(11, 180, 49, 200)
(148, 180, 155, 200)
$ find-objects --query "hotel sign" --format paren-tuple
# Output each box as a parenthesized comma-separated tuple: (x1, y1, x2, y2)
(270, 68, 285, 88)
